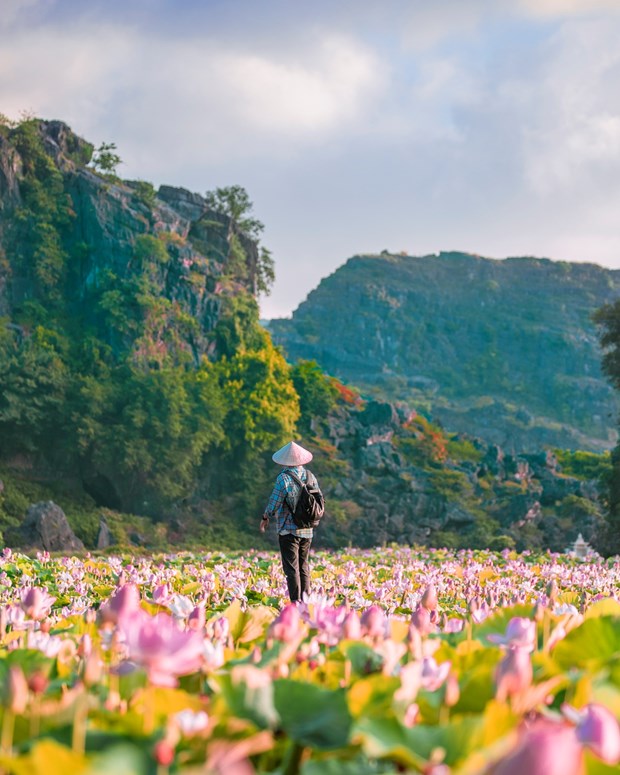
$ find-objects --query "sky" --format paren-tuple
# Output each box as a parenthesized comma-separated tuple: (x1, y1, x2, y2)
(2, 0, 620, 319)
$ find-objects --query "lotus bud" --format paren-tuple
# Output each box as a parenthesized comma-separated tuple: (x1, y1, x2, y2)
(575, 704, 620, 764)
(27, 670, 48, 696)
(154, 740, 176, 766)
(468, 596, 479, 615)
(78, 634, 92, 659)
(188, 606, 206, 632)
(403, 702, 419, 728)
(272, 662, 289, 679)
(99, 583, 141, 626)
(410, 606, 434, 637)
(212, 616, 229, 642)
(495, 647, 533, 702)
(340, 609, 362, 640)
(268, 604, 302, 643)
(406, 622, 423, 659)
(444, 671, 460, 708)
(83, 654, 104, 688)
(6, 665, 28, 714)
(152, 583, 171, 605)
(420, 584, 438, 611)
(361, 605, 386, 639)
(20, 587, 54, 621)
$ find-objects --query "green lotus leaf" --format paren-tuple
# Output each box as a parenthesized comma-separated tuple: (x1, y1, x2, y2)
(339, 642, 384, 676)
(473, 604, 534, 643)
(0, 739, 88, 775)
(302, 753, 398, 774)
(86, 742, 149, 774)
(584, 599, 620, 620)
(274, 680, 352, 750)
(552, 616, 620, 672)
(351, 716, 429, 769)
(215, 670, 280, 730)
(217, 600, 276, 644)
(347, 675, 400, 719)
(180, 581, 202, 595)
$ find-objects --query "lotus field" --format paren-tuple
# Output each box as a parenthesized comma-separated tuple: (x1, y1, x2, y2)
(0, 547, 619, 774)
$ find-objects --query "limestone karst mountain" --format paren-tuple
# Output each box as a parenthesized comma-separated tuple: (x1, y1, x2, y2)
(269, 251, 620, 452)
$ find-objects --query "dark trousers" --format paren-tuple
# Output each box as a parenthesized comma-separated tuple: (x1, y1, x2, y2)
(278, 533, 312, 603)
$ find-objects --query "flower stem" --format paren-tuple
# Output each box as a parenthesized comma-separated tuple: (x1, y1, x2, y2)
(283, 741, 305, 775)
(1, 709, 15, 757)
(72, 689, 89, 754)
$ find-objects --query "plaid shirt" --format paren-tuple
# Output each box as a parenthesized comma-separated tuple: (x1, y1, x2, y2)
(264, 466, 317, 538)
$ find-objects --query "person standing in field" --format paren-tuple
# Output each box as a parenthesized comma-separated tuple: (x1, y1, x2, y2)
(259, 441, 322, 603)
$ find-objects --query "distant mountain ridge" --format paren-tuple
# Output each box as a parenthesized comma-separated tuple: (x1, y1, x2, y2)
(269, 251, 620, 452)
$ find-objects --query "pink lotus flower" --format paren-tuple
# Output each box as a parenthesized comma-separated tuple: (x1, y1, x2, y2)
(420, 657, 451, 692)
(490, 719, 583, 775)
(495, 646, 533, 702)
(420, 584, 438, 611)
(340, 609, 362, 640)
(488, 617, 536, 651)
(7, 665, 29, 714)
(152, 583, 173, 606)
(410, 605, 436, 636)
(395, 660, 422, 704)
(99, 584, 141, 625)
(564, 703, 620, 765)
(210, 616, 230, 643)
(361, 605, 387, 639)
(268, 604, 303, 643)
(443, 617, 464, 634)
(119, 609, 204, 687)
(20, 587, 55, 620)
(188, 605, 206, 631)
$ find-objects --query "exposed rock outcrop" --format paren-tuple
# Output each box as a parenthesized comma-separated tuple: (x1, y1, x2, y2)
(20, 501, 84, 552)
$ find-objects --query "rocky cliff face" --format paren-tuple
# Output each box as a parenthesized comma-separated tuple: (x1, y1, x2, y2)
(310, 396, 605, 552)
(270, 252, 620, 452)
(0, 120, 258, 361)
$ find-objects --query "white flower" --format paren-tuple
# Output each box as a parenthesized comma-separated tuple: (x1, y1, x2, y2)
(174, 709, 209, 736)
(168, 594, 195, 619)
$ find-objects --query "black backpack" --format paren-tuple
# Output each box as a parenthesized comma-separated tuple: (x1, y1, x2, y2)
(286, 470, 325, 529)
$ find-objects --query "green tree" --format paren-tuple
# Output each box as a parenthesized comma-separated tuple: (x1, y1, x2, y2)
(291, 360, 338, 429)
(204, 185, 275, 295)
(0, 326, 70, 455)
(91, 142, 122, 175)
(72, 363, 225, 511)
(216, 332, 299, 458)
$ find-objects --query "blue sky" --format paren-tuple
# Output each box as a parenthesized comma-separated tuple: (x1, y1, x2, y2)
(2, 0, 620, 318)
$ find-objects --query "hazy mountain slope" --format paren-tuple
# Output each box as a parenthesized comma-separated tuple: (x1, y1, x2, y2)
(270, 251, 620, 452)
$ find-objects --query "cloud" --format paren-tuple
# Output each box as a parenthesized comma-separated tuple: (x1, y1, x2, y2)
(0, 16, 387, 177)
(519, 0, 620, 16)
(2, 1, 620, 319)
(0, 0, 48, 29)
(516, 19, 620, 196)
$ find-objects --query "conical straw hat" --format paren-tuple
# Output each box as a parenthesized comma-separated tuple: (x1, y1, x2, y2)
(272, 441, 313, 466)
